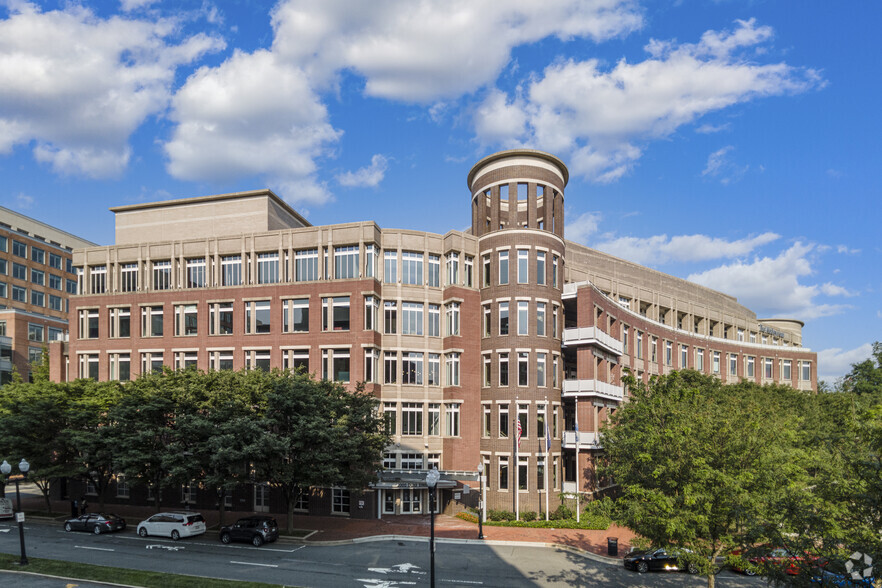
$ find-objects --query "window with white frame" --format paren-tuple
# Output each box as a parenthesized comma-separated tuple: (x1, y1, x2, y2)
(209, 351, 234, 371)
(428, 254, 440, 287)
(402, 352, 423, 385)
(30, 290, 44, 307)
(174, 304, 198, 336)
(141, 305, 163, 337)
(729, 353, 738, 376)
(636, 331, 643, 359)
(518, 456, 528, 491)
(11, 285, 26, 303)
(499, 301, 509, 335)
(322, 296, 350, 331)
(11, 239, 26, 258)
(517, 249, 528, 284)
(332, 488, 350, 514)
(116, 474, 129, 498)
(79, 308, 99, 339)
(120, 262, 138, 291)
(552, 355, 559, 387)
(499, 456, 509, 490)
(801, 361, 811, 381)
(498, 250, 509, 285)
(384, 352, 397, 384)
(383, 452, 396, 469)
(483, 304, 491, 337)
(498, 403, 510, 438)
(364, 244, 377, 279)
(255, 252, 278, 284)
(446, 353, 460, 386)
(402, 403, 423, 435)
(283, 298, 309, 333)
(110, 353, 131, 381)
(334, 246, 358, 279)
(665, 341, 672, 366)
(384, 250, 397, 283)
(245, 300, 271, 334)
(152, 260, 171, 290)
(746, 355, 755, 377)
(499, 352, 509, 386)
(364, 296, 378, 331)
(517, 300, 529, 335)
(482, 254, 490, 287)
(428, 304, 440, 337)
(209, 302, 233, 335)
(141, 351, 164, 375)
(552, 255, 559, 288)
(681, 345, 688, 368)
(427, 354, 440, 386)
(764, 357, 773, 379)
(27, 323, 42, 342)
(518, 403, 529, 438)
(187, 258, 206, 288)
(713, 351, 721, 374)
(31, 246, 44, 264)
(383, 402, 397, 435)
(537, 352, 547, 387)
(483, 355, 491, 387)
(383, 300, 397, 334)
(31, 268, 45, 286)
(445, 403, 460, 436)
(322, 348, 350, 382)
(48, 273, 61, 290)
(401, 251, 423, 285)
(79, 353, 99, 380)
(363, 348, 378, 382)
(782, 360, 792, 380)
(464, 256, 473, 287)
(48, 294, 62, 311)
(696, 348, 704, 371)
(427, 403, 440, 436)
(294, 249, 318, 282)
(282, 348, 309, 372)
(446, 302, 460, 336)
(518, 352, 529, 386)
(552, 305, 558, 338)
(536, 251, 546, 285)
(446, 252, 459, 285)
(245, 349, 271, 372)
(401, 453, 423, 470)
(536, 302, 546, 336)
(401, 302, 423, 335)
(651, 337, 658, 363)
(175, 351, 198, 370)
(90, 265, 106, 294)
(12, 262, 26, 280)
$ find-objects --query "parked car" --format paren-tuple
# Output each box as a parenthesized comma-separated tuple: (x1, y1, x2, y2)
(812, 569, 877, 587)
(732, 547, 812, 576)
(623, 547, 699, 574)
(136, 512, 206, 540)
(219, 516, 279, 547)
(63, 513, 126, 534)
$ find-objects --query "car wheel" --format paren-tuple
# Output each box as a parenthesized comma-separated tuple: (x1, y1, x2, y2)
(252, 535, 264, 547)
(221, 533, 231, 544)
(93, 525, 102, 535)
(64, 522, 72, 532)
(171, 530, 180, 541)
(687, 563, 699, 574)
(138, 527, 148, 538)
(637, 561, 649, 574)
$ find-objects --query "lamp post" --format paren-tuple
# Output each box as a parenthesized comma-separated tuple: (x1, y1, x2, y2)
(1, 459, 29, 565)
(426, 467, 440, 588)
(476, 462, 484, 540)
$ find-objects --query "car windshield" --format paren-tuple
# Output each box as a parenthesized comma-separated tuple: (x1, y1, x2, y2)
(187, 514, 205, 523)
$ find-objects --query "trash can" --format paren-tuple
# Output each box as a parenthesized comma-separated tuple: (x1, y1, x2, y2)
(607, 537, 618, 557)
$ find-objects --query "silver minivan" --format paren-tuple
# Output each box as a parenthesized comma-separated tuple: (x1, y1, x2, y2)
(137, 512, 206, 540)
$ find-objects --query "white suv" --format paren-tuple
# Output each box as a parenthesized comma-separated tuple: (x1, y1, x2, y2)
(137, 512, 206, 540)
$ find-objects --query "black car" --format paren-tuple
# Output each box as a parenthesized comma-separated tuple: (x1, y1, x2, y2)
(64, 513, 126, 534)
(623, 547, 699, 574)
(219, 516, 279, 547)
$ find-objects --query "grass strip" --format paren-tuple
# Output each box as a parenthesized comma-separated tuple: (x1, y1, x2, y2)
(0, 553, 294, 587)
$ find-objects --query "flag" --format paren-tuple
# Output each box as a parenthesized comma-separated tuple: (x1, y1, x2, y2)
(516, 418, 522, 449)
(545, 419, 551, 454)
(574, 398, 580, 444)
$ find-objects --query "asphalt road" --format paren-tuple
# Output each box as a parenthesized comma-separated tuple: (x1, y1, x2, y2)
(0, 519, 769, 587)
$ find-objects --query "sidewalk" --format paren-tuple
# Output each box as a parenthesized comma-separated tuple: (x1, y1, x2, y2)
(17, 489, 635, 561)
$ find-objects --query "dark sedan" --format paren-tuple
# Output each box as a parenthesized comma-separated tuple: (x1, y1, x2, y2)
(64, 513, 126, 534)
(219, 516, 279, 547)
(624, 547, 699, 574)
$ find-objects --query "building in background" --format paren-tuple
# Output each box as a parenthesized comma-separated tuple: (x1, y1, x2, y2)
(0, 207, 95, 383)
(53, 150, 817, 518)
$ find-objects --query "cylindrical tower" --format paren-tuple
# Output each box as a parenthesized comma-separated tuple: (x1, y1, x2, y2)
(468, 149, 568, 516)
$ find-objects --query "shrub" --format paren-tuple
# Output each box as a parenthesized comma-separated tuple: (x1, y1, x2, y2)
(521, 511, 537, 522)
(550, 504, 574, 521)
(488, 509, 516, 522)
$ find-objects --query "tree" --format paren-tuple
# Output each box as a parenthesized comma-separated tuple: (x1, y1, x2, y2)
(600, 370, 811, 588)
(253, 371, 388, 533)
(0, 378, 76, 513)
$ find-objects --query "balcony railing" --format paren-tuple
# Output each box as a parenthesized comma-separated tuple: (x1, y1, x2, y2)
(562, 378, 624, 402)
(561, 430, 602, 450)
(562, 326, 623, 355)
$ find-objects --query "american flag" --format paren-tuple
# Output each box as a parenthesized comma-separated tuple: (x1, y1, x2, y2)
(516, 418, 522, 449)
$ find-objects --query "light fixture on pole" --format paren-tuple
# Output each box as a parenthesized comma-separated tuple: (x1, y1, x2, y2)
(476, 462, 484, 540)
(1, 459, 29, 565)
(426, 467, 440, 588)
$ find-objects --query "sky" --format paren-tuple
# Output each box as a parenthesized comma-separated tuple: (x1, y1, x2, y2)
(0, 0, 879, 383)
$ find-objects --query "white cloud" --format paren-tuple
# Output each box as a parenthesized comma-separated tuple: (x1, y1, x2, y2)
(15, 192, 33, 209)
(686, 242, 851, 319)
(165, 50, 341, 205)
(336, 154, 389, 188)
(836, 244, 860, 255)
(702, 145, 748, 184)
(473, 18, 823, 181)
(269, 0, 643, 102)
(0, 2, 224, 177)
(695, 122, 731, 134)
(591, 231, 779, 265)
(566, 211, 603, 243)
(119, 0, 159, 11)
(817, 343, 873, 384)
(820, 282, 856, 297)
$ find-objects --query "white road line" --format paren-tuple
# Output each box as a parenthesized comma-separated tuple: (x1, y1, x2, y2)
(442, 580, 483, 585)
(230, 560, 279, 568)
(75, 546, 115, 552)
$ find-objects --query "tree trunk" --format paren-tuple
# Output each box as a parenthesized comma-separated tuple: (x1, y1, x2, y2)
(707, 573, 715, 588)
(217, 488, 226, 529)
(287, 497, 295, 535)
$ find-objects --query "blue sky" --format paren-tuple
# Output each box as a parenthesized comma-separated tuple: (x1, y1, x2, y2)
(0, 0, 879, 383)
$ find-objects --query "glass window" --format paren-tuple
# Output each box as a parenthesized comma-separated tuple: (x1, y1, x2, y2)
(402, 352, 423, 385)
(48, 294, 62, 311)
(446, 302, 460, 336)
(175, 304, 198, 336)
(245, 300, 272, 334)
(364, 244, 377, 278)
(364, 295, 379, 331)
(363, 348, 378, 382)
(322, 348, 350, 382)
(499, 404, 509, 438)
(30, 268, 45, 286)
(428, 304, 440, 337)
(537, 352, 546, 387)
(332, 488, 350, 514)
(464, 256, 473, 287)
(401, 251, 423, 285)
(152, 260, 171, 290)
(499, 302, 509, 335)
(334, 246, 358, 280)
(49, 252, 62, 269)
(256, 253, 279, 284)
(483, 404, 491, 437)
(209, 302, 234, 335)
(499, 456, 509, 490)
(483, 355, 491, 386)
(801, 361, 811, 381)
(27, 323, 43, 342)
(141, 351, 164, 375)
(30, 290, 44, 307)
(428, 254, 440, 287)
(517, 301, 529, 335)
(428, 403, 440, 435)
(384, 300, 397, 334)
(80, 309, 99, 339)
(187, 258, 206, 288)
(384, 251, 397, 283)
(402, 403, 423, 435)
(729, 354, 738, 376)
(48, 273, 61, 290)
(446, 353, 460, 386)
(294, 249, 318, 282)
(11, 285, 26, 302)
(537, 302, 546, 336)
(283, 298, 309, 333)
(499, 353, 509, 386)
(176, 351, 199, 371)
(482, 254, 490, 287)
(536, 251, 546, 285)
(445, 403, 460, 437)
(401, 302, 423, 335)
(209, 351, 234, 371)
(498, 250, 509, 285)
(79, 353, 99, 380)
(384, 402, 397, 434)
(322, 297, 350, 331)
(746, 356, 755, 377)
(31, 246, 44, 264)
(12, 240, 27, 258)
(110, 353, 131, 381)
(552, 255, 559, 288)
(517, 249, 529, 284)
(12, 263, 26, 280)
(446, 252, 459, 285)
(427, 354, 440, 386)
(141, 305, 163, 337)
(518, 352, 529, 386)
(109, 307, 131, 338)
(782, 360, 792, 380)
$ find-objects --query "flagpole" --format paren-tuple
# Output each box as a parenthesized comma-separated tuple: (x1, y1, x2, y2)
(544, 396, 549, 521)
(514, 396, 519, 521)
(575, 396, 580, 524)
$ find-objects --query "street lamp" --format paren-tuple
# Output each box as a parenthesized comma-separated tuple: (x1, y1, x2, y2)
(1, 459, 29, 565)
(476, 462, 484, 540)
(426, 467, 440, 588)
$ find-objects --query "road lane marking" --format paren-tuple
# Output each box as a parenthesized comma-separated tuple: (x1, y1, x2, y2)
(230, 560, 279, 568)
(442, 580, 483, 585)
(75, 546, 114, 552)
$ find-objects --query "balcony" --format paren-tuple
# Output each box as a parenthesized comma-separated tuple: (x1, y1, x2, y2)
(562, 326, 623, 355)
(562, 378, 624, 402)
(561, 430, 602, 450)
